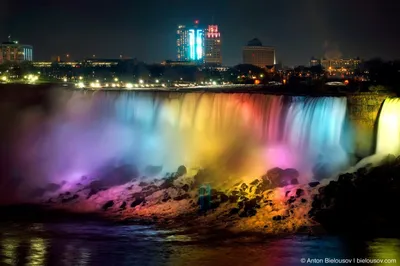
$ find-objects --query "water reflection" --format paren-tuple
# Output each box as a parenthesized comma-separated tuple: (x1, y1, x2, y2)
(0, 222, 399, 266)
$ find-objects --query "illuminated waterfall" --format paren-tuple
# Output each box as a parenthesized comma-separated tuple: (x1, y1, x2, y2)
(13, 91, 352, 186)
(376, 98, 400, 155)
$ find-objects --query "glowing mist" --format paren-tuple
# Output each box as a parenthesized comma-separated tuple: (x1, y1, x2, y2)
(10, 90, 353, 188)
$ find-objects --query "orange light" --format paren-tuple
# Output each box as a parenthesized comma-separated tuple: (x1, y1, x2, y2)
(255, 79, 261, 85)
(283, 79, 287, 84)
(344, 80, 349, 85)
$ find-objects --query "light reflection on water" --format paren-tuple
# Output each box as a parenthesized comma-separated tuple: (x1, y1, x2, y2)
(0, 222, 399, 266)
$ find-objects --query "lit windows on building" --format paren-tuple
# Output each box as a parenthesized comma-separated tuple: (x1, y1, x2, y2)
(176, 21, 205, 62)
(0, 39, 33, 64)
(243, 38, 275, 68)
(205, 25, 222, 65)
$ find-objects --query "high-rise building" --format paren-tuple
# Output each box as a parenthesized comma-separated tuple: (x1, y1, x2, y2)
(177, 25, 188, 61)
(242, 38, 275, 69)
(0, 37, 33, 64)
(176, 21, 205, 62)
(204, 25, 222, 65)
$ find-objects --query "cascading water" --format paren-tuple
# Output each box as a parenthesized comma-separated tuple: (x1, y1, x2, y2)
(376, 98, 400, 155)
(9, 90, 353, 192)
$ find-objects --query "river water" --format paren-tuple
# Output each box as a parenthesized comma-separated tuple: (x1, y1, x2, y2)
(0, 221, 399, 266)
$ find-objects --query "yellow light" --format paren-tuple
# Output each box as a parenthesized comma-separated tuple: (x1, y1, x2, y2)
(112, 83, 116, 87)
(79, 76, 83, 80)
(126, 83, 133, 89)
(139, 79, 144, 84)
(1, 76, 7, 81)
(90, 82, 95, 88)
(63, 78, 67, 82)
(114, 78, 119, 82)
(77, 82, 85, 88)
(155, 79, 159, 83)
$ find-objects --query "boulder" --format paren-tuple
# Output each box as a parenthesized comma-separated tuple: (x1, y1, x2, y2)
(102, 200, 114, 211)
(176, 165, 187, 177)
(181, 184, 190, 192)
(173, 194, 191, 201)
(309, 181, 320, 188)
(130, 197, 145, 208)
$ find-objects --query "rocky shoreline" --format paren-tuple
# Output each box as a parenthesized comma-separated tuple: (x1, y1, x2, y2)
(24, 155, 400, 236)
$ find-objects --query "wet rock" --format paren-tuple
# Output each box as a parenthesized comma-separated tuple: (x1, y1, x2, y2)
(120, 201, 127, 209)
(309, 181, 320, 188)
(240, 183, 248, 191)
(285, 191, 291, 197)
(244, 198, 258, 211)
(231, 191, 239, 196)
(287, 196, 296, 204)
(290, 178, 299, 185)
(263, 167, 283, 186)
(272, 215, 283, 221)
(238, 201, 245, 209)
(159, 179, 174, 190)
(239, 208, 257, 217)
(102, 200, 114, 211)
(139, 182, 149, 187)
(65, 191, 71, 196)
(296, 189, 305, 197)
(173, 194, 191, 201)
(233, 181, 242, 187)
(219, 193, 229, 203)
(229, 208, 240, 215)
(62, 194, 79, 203)
(181, 184, 190, 192)
(229, 195, 239, 203)
(250, 179, 260, 186)
(162, 192, 171, 202)
(141, 185, 159, 197)
(301, 198, 307, 203)
(210, 201, 220, 209)
(130, 197, 145, 208)
(176, 165, 187, 177)
(239, 191, 248, 196)
(282, 168, 300, 181)
(264, 199, 273, 205)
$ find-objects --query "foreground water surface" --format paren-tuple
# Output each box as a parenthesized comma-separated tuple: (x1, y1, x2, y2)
(0, 221, 399, 266)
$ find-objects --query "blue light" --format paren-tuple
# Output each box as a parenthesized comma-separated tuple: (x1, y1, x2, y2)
(196, 29, 203, 61)
(189, 30, 195, 60)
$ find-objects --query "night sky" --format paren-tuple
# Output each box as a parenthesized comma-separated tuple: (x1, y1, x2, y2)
(1, 0, 399, 66)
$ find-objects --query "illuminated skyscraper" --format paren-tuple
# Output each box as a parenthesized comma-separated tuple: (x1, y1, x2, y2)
(205, 25, 222, 65)
(176, 25, 188, 61)
(176, 21, 204, 62)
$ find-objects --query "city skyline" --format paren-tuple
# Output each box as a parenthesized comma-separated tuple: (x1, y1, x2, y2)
(0, 0, 399, 66)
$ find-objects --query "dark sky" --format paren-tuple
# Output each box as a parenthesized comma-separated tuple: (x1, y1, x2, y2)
(0, 0, 399, 66)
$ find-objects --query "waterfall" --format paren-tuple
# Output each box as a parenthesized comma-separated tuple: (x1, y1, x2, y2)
(12, 90, 353, 185)
(376, 98, 400, 155)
